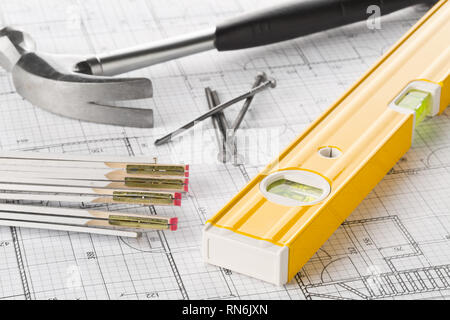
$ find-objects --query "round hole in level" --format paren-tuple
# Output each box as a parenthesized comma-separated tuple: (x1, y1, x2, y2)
(318, 147, 342, 159)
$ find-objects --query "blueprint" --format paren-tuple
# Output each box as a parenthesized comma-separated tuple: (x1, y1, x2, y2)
(0, 0, 449, 300)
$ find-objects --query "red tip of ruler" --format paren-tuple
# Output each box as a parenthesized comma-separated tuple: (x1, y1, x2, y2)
(174, 192, 182, 200)
(170, 218, 179, 231)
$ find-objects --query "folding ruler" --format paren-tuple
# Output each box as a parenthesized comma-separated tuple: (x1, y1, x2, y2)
(203, 0, 450, 285)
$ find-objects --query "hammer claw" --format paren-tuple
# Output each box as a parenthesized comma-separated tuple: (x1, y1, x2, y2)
(70, 102, 154, 128)
(79, 77, 153, 102)
(0, 27, 154, 128)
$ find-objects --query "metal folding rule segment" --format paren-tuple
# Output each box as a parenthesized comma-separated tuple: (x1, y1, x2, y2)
(0, 204, 179, 238)
(0, 151, 189, 205)
(0, 151, 189, 177)
(203, 0, 450, 285)
(0, 152, 185, 236)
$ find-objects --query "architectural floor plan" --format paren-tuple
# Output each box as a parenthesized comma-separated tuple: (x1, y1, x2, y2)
(0, 0, 449, 300)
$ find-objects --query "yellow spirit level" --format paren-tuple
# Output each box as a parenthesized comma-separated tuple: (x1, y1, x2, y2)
(203, 0, 450, 285)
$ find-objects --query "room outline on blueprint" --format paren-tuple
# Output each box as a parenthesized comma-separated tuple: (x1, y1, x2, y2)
(0, 0, 449, 300)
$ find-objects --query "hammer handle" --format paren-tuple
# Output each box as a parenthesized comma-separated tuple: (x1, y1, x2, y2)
(80, 0, 432, 76)
(215, 0, 429, 51)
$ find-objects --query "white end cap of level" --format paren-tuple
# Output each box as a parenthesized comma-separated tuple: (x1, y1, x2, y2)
(203, 223, 289, 286)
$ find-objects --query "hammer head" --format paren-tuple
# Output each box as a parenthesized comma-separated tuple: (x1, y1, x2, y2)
(0, 27, 154, 128)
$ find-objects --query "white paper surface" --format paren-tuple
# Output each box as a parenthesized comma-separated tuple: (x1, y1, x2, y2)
(1, 0, 448, 300)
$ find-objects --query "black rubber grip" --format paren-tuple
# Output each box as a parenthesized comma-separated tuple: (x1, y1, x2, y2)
(215, 0, 430, 51)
